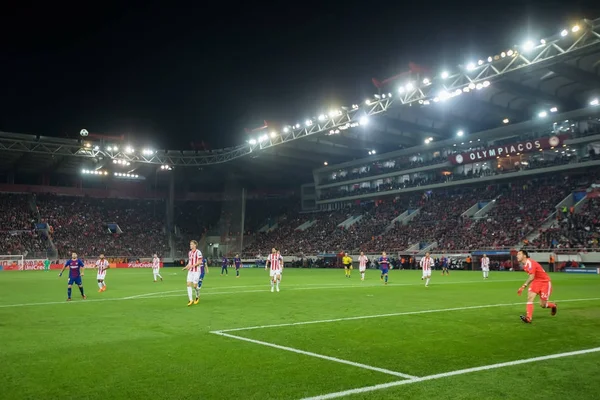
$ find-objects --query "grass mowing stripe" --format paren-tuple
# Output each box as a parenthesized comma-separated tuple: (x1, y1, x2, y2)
(213, 331, 418, 379)
(300, 347, 600, 400)
(214, 297, 600, 333)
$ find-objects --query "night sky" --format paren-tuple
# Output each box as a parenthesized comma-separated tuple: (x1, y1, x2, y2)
(2, 1, 599, 150)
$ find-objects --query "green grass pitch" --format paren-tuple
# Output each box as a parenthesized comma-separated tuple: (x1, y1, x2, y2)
(1, 268, 599, 399)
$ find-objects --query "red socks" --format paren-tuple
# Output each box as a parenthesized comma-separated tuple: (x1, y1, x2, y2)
(526, 303, 534, 320)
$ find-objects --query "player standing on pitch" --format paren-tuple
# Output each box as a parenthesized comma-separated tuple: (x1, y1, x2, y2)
(96, 254, 109, 292)
(152, 253, 163, 282)
(234, 254, 242, 278)
(220, 256, 228, 276)
(481, 253, 490, 280)
(266, 248, 282, 292)
(183, 240, 202, 306)
(517, 250, 557, 323)
(379, 252, 390, 285)
(195, 256, 209, 298)
(358, 251, 368, 281)
(420, 252, 433, 287)
(59, 252, 86, 301)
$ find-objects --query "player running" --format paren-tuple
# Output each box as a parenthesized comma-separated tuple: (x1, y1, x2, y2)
(379, 252, 390, 285)
(358, 252, 369, 281)
(152, 253, 163, 282)
(481, 254, 490, 280)
(59, 252, 86, 301)
(517, 250, 557, 323)
(266, 248, 282, 292)
(96, 254, 109, 292)
(195, 257, 209, 299)
(182, 240, 203, 306)
(234, 254, 242, 278)
(220, 256, 228, 276)
(420, 252, 433, 287)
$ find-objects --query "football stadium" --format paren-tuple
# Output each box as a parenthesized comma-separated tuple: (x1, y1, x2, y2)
(1, 14, 600, 400)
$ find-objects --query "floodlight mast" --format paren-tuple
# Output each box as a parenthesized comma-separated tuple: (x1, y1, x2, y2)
(0, 18, 598, 167)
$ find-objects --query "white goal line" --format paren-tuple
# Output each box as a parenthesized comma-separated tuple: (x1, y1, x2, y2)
(300, 347, 600, 400)
(212, 297, 600, 333)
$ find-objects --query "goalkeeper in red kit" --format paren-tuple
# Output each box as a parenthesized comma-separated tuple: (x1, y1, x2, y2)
(516, 250, 557, 323)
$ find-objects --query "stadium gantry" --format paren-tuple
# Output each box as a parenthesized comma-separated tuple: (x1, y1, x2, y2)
(0, 18, 599, 178)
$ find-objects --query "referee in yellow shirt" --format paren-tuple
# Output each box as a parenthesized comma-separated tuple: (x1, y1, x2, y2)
(343, 253, 353, 278)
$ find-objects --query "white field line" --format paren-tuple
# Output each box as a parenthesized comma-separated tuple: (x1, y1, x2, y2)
(300, 347, 600, 400)
(213, 331, 417, 380)
(213, 297, 600, 333)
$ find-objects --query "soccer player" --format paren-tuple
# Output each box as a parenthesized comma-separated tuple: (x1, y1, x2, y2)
(441, 255, 449, 276)
(220, 256, 228, 276)
(420, 252, 433, 287)
(343, 252, 353, 278)
(182, 240, 202, 306)
(277, 250, 283, 281)
(152, 253, 163, 282)
(234, 254, 242, 278)
(517, 250, 557, 323)
(43, 257, 51, 272)
(379, 252, 390, 285)
(481, 254, 490, 279)
(195, 257, 209, 298)
(266, 248, 282, 292)
(96, 254, 109, 292)
(358, 252, 368, 281)
(59, 252, 86, 301)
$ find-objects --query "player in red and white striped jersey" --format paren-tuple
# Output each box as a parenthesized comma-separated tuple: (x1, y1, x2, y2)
(182, 240, 203, 306)
(358, 252, 369, 281)
(152, 253, 163, 282)
(420, 252, 433, 287)
(481, 254, 490, 280)
(266, 248, 282, 292)
(96, 254, 109, 292)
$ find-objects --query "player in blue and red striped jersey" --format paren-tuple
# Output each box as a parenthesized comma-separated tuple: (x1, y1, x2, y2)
(59, 252, 87, 301)
(379, 252, 390, 285)
(234, 254, 242, 278)
(221, 256, 229, 276)
(195, 257, 209, 299)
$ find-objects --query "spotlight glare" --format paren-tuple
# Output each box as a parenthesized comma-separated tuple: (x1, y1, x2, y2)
(550, 107, 558, 113)
(248, 139, 257, 145)
(283, 127, 289, 133)
(457, 130, 464, 137)
(270, 131, 277, 138)
(422, 78, 430, 85)
(323, 161, 328, 166)
(503, 118, 510, 124)
(359, 116, 369, 126)
(561, 29, 568, 37)
(466, 63, 475, 71)
(441, 71, 449, 79)
(572, 25, 580, 33)
(590, 98, 599, 106)
(538, 111, 548, 118)
(305, 119, 313, 126)
(523, 40, 534, 51)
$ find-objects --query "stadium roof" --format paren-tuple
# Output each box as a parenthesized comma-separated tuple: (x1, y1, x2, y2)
(1, 17, 600, 188)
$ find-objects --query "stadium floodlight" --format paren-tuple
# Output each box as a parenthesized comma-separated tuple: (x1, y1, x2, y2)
(466, 62, 475, 71)
(329, 110, 341, 118)
(441, 71, 449, 79)
(405, 82, 414, 91)
(477, 60, 484, 65)
(283, 127, 289, 133)
(538, 111, 548, 118)
(457, 130, 464, 137)
(550, 107, 558, 113)
(113, 146, 118, 151)
(507, 49, 514, 56)
(359, 116, 369, 126)
(463, 87, 470, 93)
(475, 83, 483, 90)
(561, 29, 568, 37)
(142, 149, 154, 156)
(501, 52, 506, 58)
(371, 150, 376, 155)
(270, 131, 277, 138)
(424, 138, 431, 144)
(365, 99, 372, 105)
(591, 98, 599, 106)
(318, 114, 326, 121)
(540, 39, 546, 44)
(487, 56, 493, 62)
(125, 146, 134, 154)
(422, 78, 430, 85)
(93, 145, 99, 151)
(482, 80, 490, 87)
(295, 123, 300, 129)
(305, 120, 312, 127)
(84, 143, 91, 148)
(106, 146, 113, 151)
(323, 161, 328, 166)
(572, 25, 580, 33)
(468, 83, 476, 90)
(503, 118, 510, 124)
(522, 41, 535, 51)
(258, 134, 268, 143)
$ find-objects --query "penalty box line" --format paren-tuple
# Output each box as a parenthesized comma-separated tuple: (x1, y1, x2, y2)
(212, 330, 418, 380)
(300, 346, 600, 400)
(213, 297, 600, 333)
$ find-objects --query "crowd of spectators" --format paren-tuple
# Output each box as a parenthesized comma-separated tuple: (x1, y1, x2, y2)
(532, 198, 600, 250)
(0, 193, 48, 256)
(37, 194, 170, 258)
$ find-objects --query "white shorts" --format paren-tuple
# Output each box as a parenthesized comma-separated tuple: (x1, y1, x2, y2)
(422, 270, 431, 278)
(152, 268, 160, 274)
(269, 269, 281, 278)
(97, 272, 106, 280)
(187, 271, 200, 283)
(482, 267, 490, 272)
(359, 267, 366, 272)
